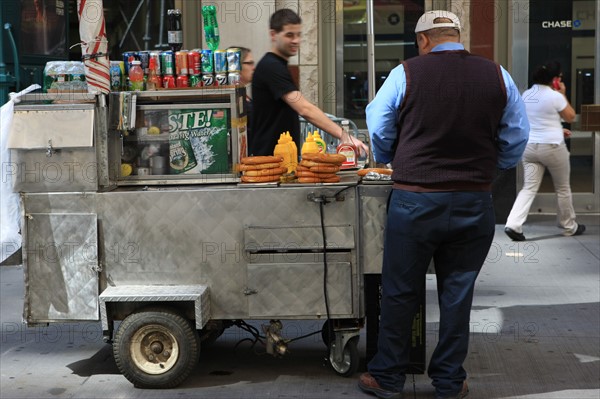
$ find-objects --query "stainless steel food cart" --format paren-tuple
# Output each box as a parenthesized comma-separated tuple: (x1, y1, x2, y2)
(7, 88, 398, 389)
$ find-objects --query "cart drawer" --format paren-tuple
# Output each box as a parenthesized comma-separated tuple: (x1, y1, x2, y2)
(244, 225, 355, 252)
(247, 258, 353, 318)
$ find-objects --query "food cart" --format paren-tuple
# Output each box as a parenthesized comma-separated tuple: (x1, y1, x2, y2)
(6, 86, 404, 388)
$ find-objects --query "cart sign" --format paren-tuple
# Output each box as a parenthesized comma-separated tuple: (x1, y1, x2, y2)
(168, 109, 229, 174)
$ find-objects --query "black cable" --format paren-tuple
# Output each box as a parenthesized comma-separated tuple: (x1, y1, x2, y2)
(318, 199, 334, 353)
(286, 330, 321, 343)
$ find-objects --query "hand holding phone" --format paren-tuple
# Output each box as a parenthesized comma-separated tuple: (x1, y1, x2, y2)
(552, 77, 561, 90)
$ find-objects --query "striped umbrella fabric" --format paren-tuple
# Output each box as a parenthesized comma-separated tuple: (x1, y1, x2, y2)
(77, 0, 110, 94)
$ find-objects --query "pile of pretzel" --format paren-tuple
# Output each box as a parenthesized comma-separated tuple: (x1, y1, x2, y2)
(297, 153, 346, 183)
(238, 156, 286, 183)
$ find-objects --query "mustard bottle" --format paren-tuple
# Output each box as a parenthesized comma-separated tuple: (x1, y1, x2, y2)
(312, 131, 327, 153)
(286, 132, 298, 173)
(301, 132, 319, 156)
(273, 132, 290, 171)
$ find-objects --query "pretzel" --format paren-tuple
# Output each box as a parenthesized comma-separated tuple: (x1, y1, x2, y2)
(241, 175, 281, 183)
(310, 164, 340, 173)
(357, 168, 393, 176)
(237, 162, 282, 171)
(301, 153, 346, 164)
(300, 159, 321, 168)
(296, 170, 337, 179)
(241, 155, 283, 165)
(243, 167, 287, 177)
(296, 164, 310, 171)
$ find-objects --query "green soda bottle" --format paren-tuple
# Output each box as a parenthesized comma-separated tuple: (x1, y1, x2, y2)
(202, 5, 220, 51)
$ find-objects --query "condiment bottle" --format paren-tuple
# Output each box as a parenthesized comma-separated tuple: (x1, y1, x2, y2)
(128, 60, 144, 91)
(312, 131, 326, 153)
(274, 132, 297, 173)
(337, 119, 357, 169)
(286, 131, 298, 163)
(301, 132, 319, 156)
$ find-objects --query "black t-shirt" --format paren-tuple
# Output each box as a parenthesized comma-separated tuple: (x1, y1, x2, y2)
(250, 52, 300, 156)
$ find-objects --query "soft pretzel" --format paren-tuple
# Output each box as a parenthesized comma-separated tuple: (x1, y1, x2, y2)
(357, 168, 393, 176)
(301, 153, 346, 164)
(310, 164, 340, 173)
(241, 175, 281, 183)
(241, 155, 283, 165)
(243, 167, 287, 177)
(298, 175, 341, 184)
(237, 162, 282, 171)
(296, 170, 337, 179)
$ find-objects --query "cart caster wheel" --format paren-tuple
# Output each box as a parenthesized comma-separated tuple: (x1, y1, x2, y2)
(328, 336, 359, 377)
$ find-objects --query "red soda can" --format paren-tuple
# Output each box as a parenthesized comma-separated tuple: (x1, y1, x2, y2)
(175, 50, 189, 75)
(187, 50, 201, 76)
(163, 74, 176, 89)
(176, 74, 189, 88)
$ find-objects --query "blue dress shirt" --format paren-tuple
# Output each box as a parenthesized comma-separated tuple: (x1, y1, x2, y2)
(366, 42, 529, 169)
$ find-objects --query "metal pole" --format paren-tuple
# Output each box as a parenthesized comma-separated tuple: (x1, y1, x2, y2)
(365, 0, 376, 166)
(366, 0, 376, 103)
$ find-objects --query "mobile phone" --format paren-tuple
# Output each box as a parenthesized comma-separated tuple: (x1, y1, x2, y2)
(552, 77, 561, 90)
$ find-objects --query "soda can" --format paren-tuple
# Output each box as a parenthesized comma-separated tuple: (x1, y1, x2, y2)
(163, 74, 176, 89)
(214, 50, 227, 73)
(187, 50, 201, 76)
(122, 51, 137, 75)
(149, 52, 162, 76)
(189, 74, 202, 88)
(215, 73, 228, 86)
(109, 61, 123, 91)
(226, 48, 242, 72)
(200, 49, 213, 73)
(160, 51, 175, 75)
(176, 74, 189, 88)
(227, 71, 241, 86)
(202, 73, 214, 87)
(175, 50, 189, 75)
(138, 51, 150, 73)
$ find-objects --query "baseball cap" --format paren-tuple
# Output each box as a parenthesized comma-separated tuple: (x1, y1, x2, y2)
(415, 10, 461, 33)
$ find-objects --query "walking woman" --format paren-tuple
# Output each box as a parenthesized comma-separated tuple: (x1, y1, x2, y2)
(505, 61, 585, 241)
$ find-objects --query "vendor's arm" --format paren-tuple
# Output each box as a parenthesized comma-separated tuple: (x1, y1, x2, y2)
(496, 67, 529, 169)
(283, 91, 369, 155)
(365, 64, 406, 164)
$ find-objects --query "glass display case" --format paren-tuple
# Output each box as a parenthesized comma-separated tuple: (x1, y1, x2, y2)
(110, 87, 247, 185)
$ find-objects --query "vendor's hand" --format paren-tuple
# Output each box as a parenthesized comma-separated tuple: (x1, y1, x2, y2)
(350, 135, 369, 157)
(563, 128, 572, 138)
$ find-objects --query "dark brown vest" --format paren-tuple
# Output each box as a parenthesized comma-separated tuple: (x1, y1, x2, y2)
(392, 50, 506, 191)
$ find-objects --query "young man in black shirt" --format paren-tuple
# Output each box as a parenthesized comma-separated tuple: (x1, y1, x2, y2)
(250, 8, 368, 156)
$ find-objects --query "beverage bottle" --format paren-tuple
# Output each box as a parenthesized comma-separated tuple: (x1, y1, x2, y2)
(146, 58, 162, 90)
(202, 5, 220, 51)
(129, 60, 144, 91)
(167, 9, 183, 52)
(337, 119, 357, 169)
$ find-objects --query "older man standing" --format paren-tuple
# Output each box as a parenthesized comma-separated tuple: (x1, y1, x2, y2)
(357, 10, 529, 399)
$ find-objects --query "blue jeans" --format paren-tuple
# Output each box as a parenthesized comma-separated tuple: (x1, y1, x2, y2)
(368, 189, 495, 397)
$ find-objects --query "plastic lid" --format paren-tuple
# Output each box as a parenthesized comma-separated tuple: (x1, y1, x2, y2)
(306, 133, 314, 142)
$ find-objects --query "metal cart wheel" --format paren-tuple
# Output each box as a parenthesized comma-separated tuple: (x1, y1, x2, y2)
(113, 308, 199, 388)
(328, 336, 360, 377)
(321, 320, 333, 347)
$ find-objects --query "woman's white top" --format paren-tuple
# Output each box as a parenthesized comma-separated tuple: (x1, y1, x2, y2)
(522, 84, 568, 144)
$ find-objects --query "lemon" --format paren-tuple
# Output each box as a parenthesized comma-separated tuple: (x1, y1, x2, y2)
(148, 126, 160, 135)
(121, 163, 133, 177)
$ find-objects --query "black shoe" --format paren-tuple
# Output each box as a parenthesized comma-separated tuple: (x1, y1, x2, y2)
(504, 227, 525, 241)
(573, 224, 586, 236)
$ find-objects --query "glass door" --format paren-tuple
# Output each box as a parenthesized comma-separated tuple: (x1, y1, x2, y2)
(512, 0, 599, 213)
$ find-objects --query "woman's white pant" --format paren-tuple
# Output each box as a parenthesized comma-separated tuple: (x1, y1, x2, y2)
(506, 142, 578, 235)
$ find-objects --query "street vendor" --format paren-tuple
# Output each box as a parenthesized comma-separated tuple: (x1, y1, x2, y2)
(250, 9, 368, 157)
